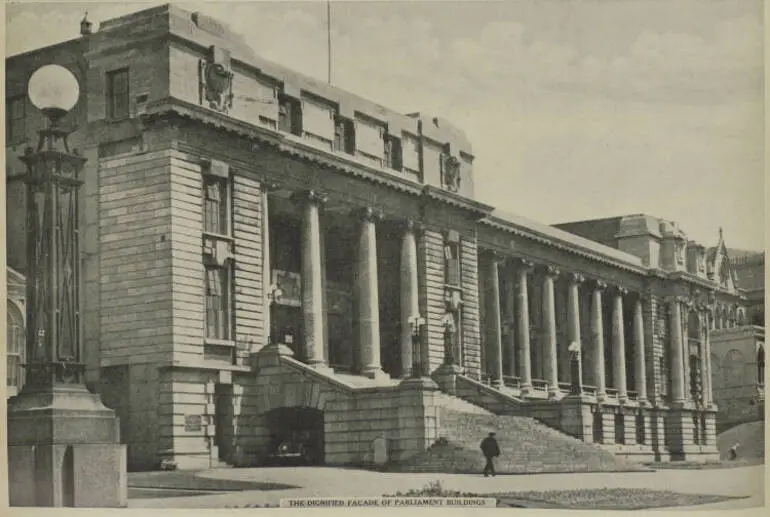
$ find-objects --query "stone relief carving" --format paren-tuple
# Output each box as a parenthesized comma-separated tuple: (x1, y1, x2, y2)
(200, 55, 234, 113)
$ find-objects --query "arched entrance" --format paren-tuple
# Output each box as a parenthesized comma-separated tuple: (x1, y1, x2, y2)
(264, 407, 325, 466)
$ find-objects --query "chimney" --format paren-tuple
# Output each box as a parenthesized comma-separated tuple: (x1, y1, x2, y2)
(80, 11, 93, 36)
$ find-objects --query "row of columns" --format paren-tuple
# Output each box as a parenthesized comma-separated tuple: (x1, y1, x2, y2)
(272, 190, 422, 380)
(485, 257, 648, 403)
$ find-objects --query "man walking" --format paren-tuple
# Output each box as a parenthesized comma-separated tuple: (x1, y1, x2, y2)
(480, 431, 500, 477)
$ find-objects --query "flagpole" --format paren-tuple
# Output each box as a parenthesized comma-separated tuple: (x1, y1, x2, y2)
(327, 0, 332, 84)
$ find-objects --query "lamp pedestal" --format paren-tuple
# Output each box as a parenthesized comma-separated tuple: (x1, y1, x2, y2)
(8, 101, 126, 507)
(7, 379, 127, 507)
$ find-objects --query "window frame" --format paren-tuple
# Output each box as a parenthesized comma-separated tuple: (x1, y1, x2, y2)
(7, 303, 25, 391)
(106, 68, 130, 120)
(202, 174, 232, 238)
(204, 264, 232, 341)
(6, 95, 26, 144)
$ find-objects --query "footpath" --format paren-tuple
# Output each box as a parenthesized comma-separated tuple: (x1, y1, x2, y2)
(127, 464, 764, 510)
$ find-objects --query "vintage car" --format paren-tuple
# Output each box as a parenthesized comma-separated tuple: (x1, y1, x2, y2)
(265, 431, 319, 465)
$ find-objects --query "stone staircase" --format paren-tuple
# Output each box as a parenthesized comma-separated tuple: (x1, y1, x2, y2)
(393, 392, 644, 474)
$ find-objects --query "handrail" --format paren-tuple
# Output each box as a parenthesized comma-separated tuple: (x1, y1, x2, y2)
(278, 355, 400, 394)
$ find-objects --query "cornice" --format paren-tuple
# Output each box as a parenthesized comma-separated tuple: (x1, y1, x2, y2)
(482, 215, 647, 275)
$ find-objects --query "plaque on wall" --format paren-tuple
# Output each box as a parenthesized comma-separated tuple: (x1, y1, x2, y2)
(184, 415, 203, 432)
(273, 270, 302, 307)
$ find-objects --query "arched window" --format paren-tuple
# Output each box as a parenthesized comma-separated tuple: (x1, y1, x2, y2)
(7, 304, 25, 392)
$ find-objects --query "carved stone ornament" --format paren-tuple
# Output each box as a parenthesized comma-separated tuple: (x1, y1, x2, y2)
(200, 59, 234, 113)
(441, 153, 462, 192)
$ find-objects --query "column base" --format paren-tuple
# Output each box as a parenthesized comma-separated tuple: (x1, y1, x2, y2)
(362, 367, 391, 382)
(308, 362, 335, 376)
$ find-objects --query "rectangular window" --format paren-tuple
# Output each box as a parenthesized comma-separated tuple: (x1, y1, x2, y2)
(384, 134, 403, 171)
(6, 96, 26, 144)
(278, 96, 302, 136)
(205, 266, 230, 340)
(334, 116, 355, 154)
(445, 240, 461, 286)
(203, 175, 230, 236)
(107, 68, 130, 120)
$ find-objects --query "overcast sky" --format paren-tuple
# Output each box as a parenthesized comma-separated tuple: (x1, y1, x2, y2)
(6, 0, 765, 251)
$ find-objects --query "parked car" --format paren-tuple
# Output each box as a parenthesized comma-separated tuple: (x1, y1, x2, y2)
(266, 431, 319, 466)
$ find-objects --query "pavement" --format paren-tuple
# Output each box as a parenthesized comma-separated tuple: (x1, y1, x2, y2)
(127, 464, 766, 509)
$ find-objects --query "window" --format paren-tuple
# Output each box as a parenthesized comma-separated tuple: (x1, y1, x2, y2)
(758, 344, 765, 384)
(203, 176, 230, 236)
(205, 266, 230, 340)
(6, 96, 26, 144)
(334, 116, 355, 154)
(7, 304, 24, 390)
(444, 239, 461, 286)
(614, 413, 625, 444)
(278, 96, 302, 136)
(384, 134, 402, 171)
(635, 413, 645, 444)
(107, 68, 130, 120)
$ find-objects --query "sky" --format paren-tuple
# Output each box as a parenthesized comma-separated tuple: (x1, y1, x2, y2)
(5, 0, 765, 251)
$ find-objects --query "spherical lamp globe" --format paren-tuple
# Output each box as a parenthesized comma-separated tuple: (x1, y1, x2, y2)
(27, 64, 80, 125)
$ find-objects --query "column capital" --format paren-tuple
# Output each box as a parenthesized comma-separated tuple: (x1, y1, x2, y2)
(611, 285, 629, 297)
(484, 249, 506, 264)
(568, 272, 585, 285)
(353, 206, 384, 222)
(516, 258, 535, 273)
(292, 189, 328, 205)
(542, 265, 560, 278)
(592, 279, 608, 292)
(400, 217, 423, 233)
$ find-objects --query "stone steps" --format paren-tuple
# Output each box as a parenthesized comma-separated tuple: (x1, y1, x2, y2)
(392, 403, 643, 474)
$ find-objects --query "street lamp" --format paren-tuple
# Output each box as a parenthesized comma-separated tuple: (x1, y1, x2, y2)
(568, 341, 583, 395)
(7, 64, 126, 508)
(408, 315, 426, 378)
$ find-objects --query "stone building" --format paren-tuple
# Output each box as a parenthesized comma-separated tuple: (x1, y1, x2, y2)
(5, 4, 750, 469)
(708, 250, 765, 431)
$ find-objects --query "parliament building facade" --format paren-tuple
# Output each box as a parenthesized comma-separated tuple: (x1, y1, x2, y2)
(6, 5, 753, 470)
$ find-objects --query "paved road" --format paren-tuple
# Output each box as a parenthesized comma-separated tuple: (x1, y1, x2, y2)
(128, 464, 765, 509)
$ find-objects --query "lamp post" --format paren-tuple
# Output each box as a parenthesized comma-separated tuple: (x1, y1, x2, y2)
(7, 65, 126, 508)
(568, 341, 582, 396)
(408, 315, 426, 378)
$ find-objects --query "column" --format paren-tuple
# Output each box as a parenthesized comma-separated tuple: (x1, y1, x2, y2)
(400, 220, 419, 378)
(611, 287, 629, 401)
(567, 273, 584, 387)
(517, 260, 534, 394)
(357, 207, 384, 378)
(591, 281, 607, 399)
(261, 186, 272, 348)
(669, 297, 686, 403)
(698, 310, 709, 406)
(300, 190, 326, 367)
(486, 253, 504, 388)
(503, 262, 517, 377)
(542, 266, 560, 396)
(633, 295, 648, 403)
(704, 311, 714, 406)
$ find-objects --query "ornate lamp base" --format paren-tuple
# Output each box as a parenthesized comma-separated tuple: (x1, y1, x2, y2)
(7, 382, 127, 507)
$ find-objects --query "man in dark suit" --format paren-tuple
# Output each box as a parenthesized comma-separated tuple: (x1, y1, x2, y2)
(480, 431, 500, 477)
